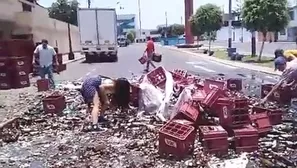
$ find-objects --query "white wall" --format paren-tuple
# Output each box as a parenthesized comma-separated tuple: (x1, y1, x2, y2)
(216, 27, 254, 42)
(0, 0, 81, 53)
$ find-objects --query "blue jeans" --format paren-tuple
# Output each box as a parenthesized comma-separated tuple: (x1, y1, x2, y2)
(39, 65, 55, 88)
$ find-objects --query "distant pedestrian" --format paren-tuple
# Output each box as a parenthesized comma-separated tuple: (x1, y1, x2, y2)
(144, 36, 156, 72)
(33, 39, 58, 88)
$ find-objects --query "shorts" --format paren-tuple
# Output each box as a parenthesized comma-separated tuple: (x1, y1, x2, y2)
(80, 77, 102, 104)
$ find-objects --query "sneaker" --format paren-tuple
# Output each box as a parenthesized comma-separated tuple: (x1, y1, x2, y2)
(91, 124, 103, 132)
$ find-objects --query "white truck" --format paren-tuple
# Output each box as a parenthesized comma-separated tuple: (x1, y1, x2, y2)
(77, 8, 118, 62)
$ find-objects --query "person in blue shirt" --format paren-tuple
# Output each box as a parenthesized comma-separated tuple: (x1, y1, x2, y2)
(81, 76, 131, 131)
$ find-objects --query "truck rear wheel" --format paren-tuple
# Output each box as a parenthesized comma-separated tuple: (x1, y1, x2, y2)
(85, 53, 93, 63)
(111, 53, 118, 62)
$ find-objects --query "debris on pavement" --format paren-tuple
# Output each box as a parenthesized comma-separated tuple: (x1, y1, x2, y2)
(0, 66, 297, 167)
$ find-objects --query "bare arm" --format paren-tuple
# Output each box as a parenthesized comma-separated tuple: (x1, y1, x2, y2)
(98, 85, 111, 113)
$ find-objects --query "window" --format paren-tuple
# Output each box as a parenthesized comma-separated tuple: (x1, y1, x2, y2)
(280, 29, 286, 35)
(22, 2, 32, 12)
(289, 11, 294, 20)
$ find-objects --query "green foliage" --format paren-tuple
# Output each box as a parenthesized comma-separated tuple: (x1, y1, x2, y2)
(170, 24, 185, 36)
(242, 0, 289, 33)
(48, 0, 79, 25)
(190, 3, 222, 36)
(126, 32, 135, 42)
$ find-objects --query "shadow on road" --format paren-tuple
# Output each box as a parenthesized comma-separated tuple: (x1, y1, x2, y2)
(80, 58, 117, 64)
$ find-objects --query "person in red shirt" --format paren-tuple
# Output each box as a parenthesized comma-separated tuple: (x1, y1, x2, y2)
(144, 36, 156, 72)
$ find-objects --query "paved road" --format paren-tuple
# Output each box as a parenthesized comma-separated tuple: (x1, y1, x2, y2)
(201, 40, 297, 57)
(53, 43, 280, 96)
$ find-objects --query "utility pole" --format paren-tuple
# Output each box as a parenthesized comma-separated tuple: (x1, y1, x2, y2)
(165, 11, 168, 38)
(228, 0, 232, 48)
(87, 0, 91, 8)
(181, 16, 183, 25)
(138, 0, 142, 38)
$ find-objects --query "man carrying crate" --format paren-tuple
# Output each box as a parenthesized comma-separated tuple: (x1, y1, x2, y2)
(33, 39, 58, 88)
(144, 36, 156, 72)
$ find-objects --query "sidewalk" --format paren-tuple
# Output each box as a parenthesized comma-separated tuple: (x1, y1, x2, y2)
(61, 52, 85, 64)
(160, 45, 282, 76)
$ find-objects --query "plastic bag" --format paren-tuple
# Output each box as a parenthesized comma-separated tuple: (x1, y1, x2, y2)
(157, 70, 174, 120)
(138, 67, 174, 121)
(170, 87, 193, 119)
(138, 83, 164, 115)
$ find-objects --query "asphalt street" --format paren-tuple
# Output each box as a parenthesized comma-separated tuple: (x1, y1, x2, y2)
(53, 43, 281, 96)
(201, 41, 297, 57)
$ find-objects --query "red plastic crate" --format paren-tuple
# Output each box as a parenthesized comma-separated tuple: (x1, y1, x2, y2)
(138, 55, 147, 64)
(130, 83, 140, 107)
(203, 79, 225, 94)
(226, 78, 242, 91)
(249, 112, 272, 134)
(252, 106, 283, 125)
(158, 120, 196, 159)
(0, 81, 11, 90)
(199, 126, 229, 155)
(192, 89, 206, 104)
(11, 75, 30, 89)
(37, 79, 49, 92)
(42, 95, 66, 115)
(233, 125, 258, 153)
(0, 58, 10, 70)
(231, 97, 249, 110)
(272, 87, 291, 104)
(201, 88, 223, 108)
(174, 102, 200, 123)
(0, 71, 11, 81)
(146, 66, 166, 87)
(0, 40, 35, 57)
(57, 53, 63, 64)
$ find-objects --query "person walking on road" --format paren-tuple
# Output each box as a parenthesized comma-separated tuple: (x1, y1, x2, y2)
(144, 36, 156, 72)
(33, 39, 58, 89)
(80, 76, 131, 131)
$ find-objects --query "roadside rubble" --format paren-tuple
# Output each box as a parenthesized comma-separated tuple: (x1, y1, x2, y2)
(0, 66, 297, 167)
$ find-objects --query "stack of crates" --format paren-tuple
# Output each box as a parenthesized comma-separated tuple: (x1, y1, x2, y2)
(0, 40, 34, 90)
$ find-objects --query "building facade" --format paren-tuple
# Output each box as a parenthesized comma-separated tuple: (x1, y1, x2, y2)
(117, 14, 136, 36)
(0, 0, 80, 53)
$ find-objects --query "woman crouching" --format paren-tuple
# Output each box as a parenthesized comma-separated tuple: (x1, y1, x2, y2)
(80, 76, 130, 131)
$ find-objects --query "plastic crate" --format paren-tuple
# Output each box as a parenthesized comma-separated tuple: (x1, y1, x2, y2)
(138, 55, 147, 64)
(252, 106, 283, 125)
(199, 126, 229, 155)
(233, 125, 258, 153)
(232, 97, 249, 110)
(146, 66, 166, 87)
(201, 88, 223, 108)
(0, 81, 11, 90)
(226, 78, 242, 91)
(175, 102, 200, 123)
(42, 95, 66, 115)
(159, 120, 196, 159)
(192, 89, 206, 104)
(37, 79, 49, 92)
(249, 112, 272, 134)
(130, 83, 140, 107)
(11, 73, 30, 89)
(203, 79, 225, 94)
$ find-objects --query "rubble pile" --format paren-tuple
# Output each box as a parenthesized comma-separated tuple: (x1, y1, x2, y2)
(0, 67, 297, 167)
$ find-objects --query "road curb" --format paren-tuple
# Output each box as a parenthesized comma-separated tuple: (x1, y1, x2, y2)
(63, 56, 85, 64)
(160, 45, 282, 76)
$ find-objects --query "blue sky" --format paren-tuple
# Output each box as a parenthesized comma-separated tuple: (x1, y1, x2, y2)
(39, 0, 293, 29)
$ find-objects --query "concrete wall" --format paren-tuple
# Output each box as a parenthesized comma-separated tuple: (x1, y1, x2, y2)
(216, 27, 255, 42)
(0, 0, 81, 53)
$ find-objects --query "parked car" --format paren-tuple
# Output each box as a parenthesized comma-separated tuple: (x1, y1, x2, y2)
(118, 37, 128, 47)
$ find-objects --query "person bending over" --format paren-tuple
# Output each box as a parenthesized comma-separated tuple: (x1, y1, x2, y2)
(80, 76, 130, 131)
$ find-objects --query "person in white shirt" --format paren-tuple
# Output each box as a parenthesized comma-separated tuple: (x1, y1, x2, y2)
(33, 39, 58, 88)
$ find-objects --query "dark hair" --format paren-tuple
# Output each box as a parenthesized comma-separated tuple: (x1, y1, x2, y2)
(274, 49, 283, 59)
(113, 78, 130, 108)
(41, 39, 48, 44)
(147, 36, 151, 40)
